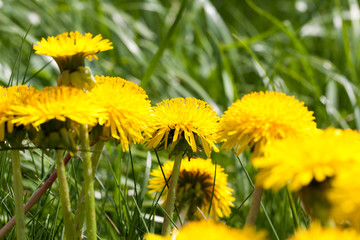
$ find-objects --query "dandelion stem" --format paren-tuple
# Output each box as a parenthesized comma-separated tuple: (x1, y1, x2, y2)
(55, 149, 75, 240)
(286, 187, 300, 230)
(246, 149, 264, 226)
(0, 153, 72, 239)
(79, 124, 97, 240)
(11, 150, 26, 240)
(74, 140, 104, 239)
(162, 153, 182, 236)
(245, 186, 263, 225)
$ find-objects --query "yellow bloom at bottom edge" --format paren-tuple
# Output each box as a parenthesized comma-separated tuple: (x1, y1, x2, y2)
(287, 222, 360, 240)
(144, 220, 267, 240)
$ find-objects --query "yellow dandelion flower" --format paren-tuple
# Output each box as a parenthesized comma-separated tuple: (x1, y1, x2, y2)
(10, 86, 102, 128)
(95, 75, 146, 95)
(144, 220, 268, 240)
(0, 85, 34, 141)
(328, 166, 360, 229)
(89, 76, 153, 151)
(34, 31, 113, 72)
(144, 234, 168, 240)
(287, 222, 360, 240)
(145, 98, 219, 158)
(253, 128, 360, 191)
(218, 91, 316, 156)
(148, 158, 234, 220)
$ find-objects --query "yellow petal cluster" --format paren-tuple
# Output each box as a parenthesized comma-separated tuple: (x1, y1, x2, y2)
(287, 222, 360, 240)
(218, 91, 316, 156)
(10, 86, 102, 128)
(0, 85, 35, 140)
(328, 166, 360, 229)
(145, 98, 219, 157)
(144, 220, 267, 240)
(253, 128, 360, 191)
(34, 31, 113, 61)
(95, 75, 146, 95)
(90, 76, 154, 151)
(34, 31, 113, 72)
(148, 158, 234, 219)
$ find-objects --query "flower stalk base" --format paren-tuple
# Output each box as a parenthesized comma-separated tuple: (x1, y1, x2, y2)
(245, 186, 263, 225)
(74, 140, 104, 239)
(55, 149, 75, 240)
(161, 153, 183, 236)
(79, 124, 97, 240)
(11, 150, 26, 240)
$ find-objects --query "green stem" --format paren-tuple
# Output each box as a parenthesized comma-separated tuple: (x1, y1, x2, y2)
(245, 150, 264, 226)
(245, 186, 263, 225)
(11, 150, 26, 240)
(74, 140, 104, 239)
(161, 154, 182, 236)
(55, 149, 75, 240)
(286, 187, 300, 230)
(236, 154, 280, 240)
(79, 125, 97, 240)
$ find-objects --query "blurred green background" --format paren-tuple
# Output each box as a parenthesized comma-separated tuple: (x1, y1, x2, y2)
(1, 0, 360, 239)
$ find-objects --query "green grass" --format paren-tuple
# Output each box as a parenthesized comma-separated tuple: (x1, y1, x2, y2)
(1, 0, 360, 239)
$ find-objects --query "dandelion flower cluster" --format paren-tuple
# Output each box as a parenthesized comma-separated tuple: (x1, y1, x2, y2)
(144, 220, 267, 240)
(218, 91, 316, 156)
(146, 98, 219, 157)
(253, 128, 360, 191)
(90, 76, 154, 151)
(148, 158, 234, 219)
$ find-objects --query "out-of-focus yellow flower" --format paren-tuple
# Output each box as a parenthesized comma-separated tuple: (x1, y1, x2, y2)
(253, 128, 360, 191)
(144, 220, 267, 240)
(287, 222, 360, 240)
(90, 76, 154, 151)
(0, 85, 35, 141)
(218, 91, 316, 156)
(34, 31, 113, 72)
(145, 98, 219, 158)
(328, 166, 360, 229)
(148, 158, 234, 220)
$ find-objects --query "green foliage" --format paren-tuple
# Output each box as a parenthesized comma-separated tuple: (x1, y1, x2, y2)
(1, 0, 359, 239)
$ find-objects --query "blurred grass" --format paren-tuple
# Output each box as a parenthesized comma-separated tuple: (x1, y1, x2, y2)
(1, 0, 360, 239)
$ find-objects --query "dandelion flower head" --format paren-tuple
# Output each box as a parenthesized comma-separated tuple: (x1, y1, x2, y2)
(253, 128, 360, 191)
(10, 86, 102, 128)
(287, 222, 360, 240)
(144, 220, 267, 240)
(34, 31, 113, 71)
(328, 165, 360, 229)
(218, 91, 316, 156)
(145, 98, 219, 157)
(148, 157, 234, 219)
(90, 76, 153, 151)
(0, 85, 34, 141)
